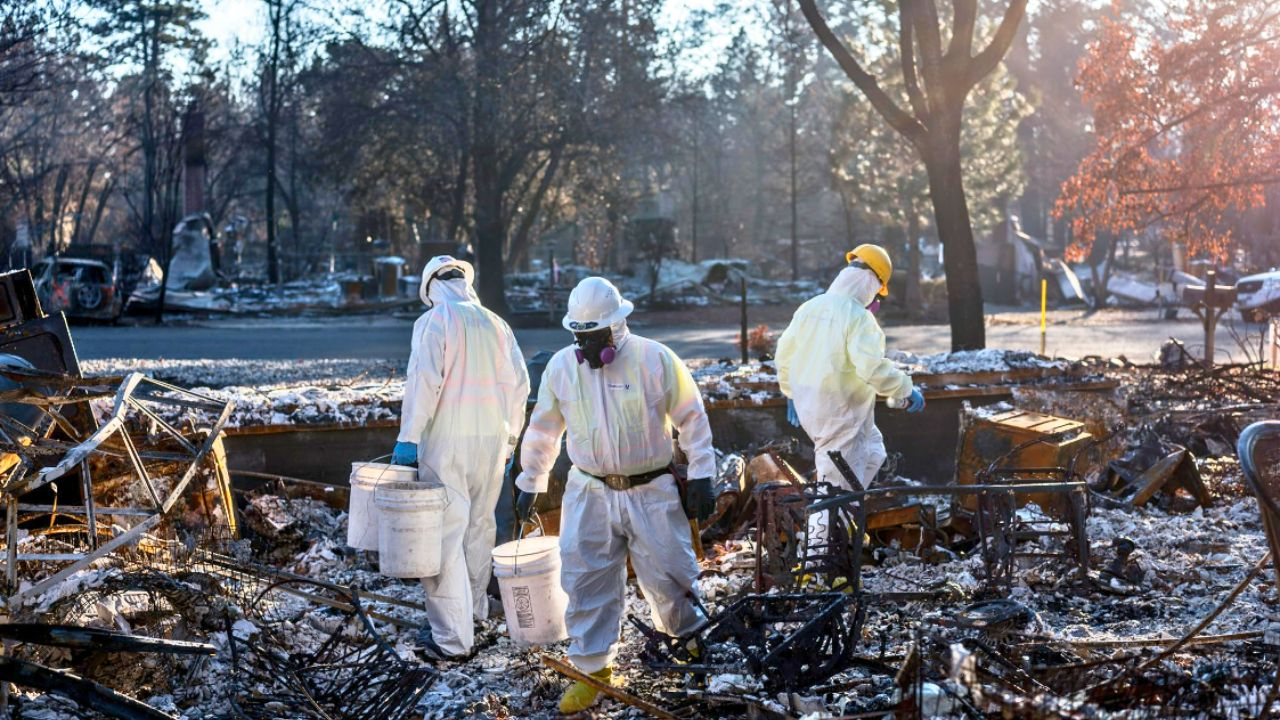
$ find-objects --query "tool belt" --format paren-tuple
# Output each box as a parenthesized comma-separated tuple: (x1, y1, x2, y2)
(583, 467, 670, 491)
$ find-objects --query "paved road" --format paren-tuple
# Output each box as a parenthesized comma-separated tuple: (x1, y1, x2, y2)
(68, 310, 1270, 364)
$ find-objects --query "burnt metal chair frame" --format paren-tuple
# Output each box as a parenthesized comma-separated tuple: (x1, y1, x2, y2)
(1238, 420, 1280, 591)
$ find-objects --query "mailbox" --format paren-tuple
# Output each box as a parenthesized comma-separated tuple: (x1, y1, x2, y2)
(1181, 283, 1237, 308)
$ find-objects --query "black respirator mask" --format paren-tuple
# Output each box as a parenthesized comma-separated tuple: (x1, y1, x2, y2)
(423, 267, 466, 306)
(574, 328, 616, 369)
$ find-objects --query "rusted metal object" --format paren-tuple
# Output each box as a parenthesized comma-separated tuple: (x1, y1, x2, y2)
(0, 624, 214, 656)
(0, 656, 177, 720)
(799, 478, 866, 593)
(0, 269, 44, 329)
(972, 467, 1091, 590)
(31, 257, 127, 321)
(1239, 420, 1280, 592)
(0, 369, 236, 608)
(957, 409, 1093, 520)
(820, 451, 1090, 592)
(227, 578, 434, 720)
(633, 592, 863, 692)
(0, 270, 81, 378)
(752, 480, 806, 592)
(1105, 436, 1211, 509)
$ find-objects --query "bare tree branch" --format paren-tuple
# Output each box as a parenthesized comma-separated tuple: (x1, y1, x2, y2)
(897, 3, 930, 122)
(967, 0, 1028, 88)
(905, 0, 946, 114)
(797, 0, 925, 141)
(948, 0, 977, 60)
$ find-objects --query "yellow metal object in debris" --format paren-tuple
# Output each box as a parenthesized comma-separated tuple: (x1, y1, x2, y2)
(689, 519, 704, 561)
(1040, 279, 1048, 356)
(956, 409, 1092, 519)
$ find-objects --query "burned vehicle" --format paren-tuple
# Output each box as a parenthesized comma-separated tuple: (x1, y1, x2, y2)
(31, 256, 124, 321)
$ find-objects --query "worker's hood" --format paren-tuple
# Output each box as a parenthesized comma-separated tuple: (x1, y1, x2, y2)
(610, 319, 631, 352)
(423, 277, 478, 307)
(827, 265, 882, 307)
(419, 256, 478, 307)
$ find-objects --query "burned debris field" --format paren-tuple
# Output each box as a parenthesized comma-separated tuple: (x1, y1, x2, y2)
(0, 264, 1278, 720)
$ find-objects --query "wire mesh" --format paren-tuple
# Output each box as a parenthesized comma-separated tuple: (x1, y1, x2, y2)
(900, 631, 1280, 719)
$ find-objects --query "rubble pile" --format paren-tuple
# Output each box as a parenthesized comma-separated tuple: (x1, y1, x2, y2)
(507, 259, 822, 313)
(128, 275, 418, 317)
(80, 349, 1108, 431)
(3, 369, 1278, 718)
(8, 271, 1280, 718)
(889, 348, 1066, 374)
(82, 359, 404, 430)
(692, 351, 1111, 407)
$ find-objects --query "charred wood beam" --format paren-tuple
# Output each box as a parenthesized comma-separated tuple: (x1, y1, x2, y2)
(541, 655, 678, 720)
(0, 624, 214, 655)
(0, 656, 176, 720)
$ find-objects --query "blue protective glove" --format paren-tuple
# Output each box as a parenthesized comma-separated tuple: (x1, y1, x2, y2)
(905, 388, 926, 413)
(391, 441, 418, 466)
(786, 398, 801, 427)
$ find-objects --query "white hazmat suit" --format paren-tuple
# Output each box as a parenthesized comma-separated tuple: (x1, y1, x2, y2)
(516, 316, 715, 673)
(775, 265, 913, 491)
(399, 256, 530, 656)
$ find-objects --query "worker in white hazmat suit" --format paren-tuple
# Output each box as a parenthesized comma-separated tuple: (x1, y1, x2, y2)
(513, 277, 717, 714)
(775, 244, 925, 493)
(392, 255, 530, 659)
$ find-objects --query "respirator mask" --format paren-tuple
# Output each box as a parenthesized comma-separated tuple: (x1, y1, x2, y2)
(422, 267, 467, 306)
(574, 328, 616, 369)
(866, 298, 881, 314)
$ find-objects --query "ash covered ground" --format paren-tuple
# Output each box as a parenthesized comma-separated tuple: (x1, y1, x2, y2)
(8, 351, 1272, 719)
(81, 349, 1074, 428)
(14, 482, 1272, 719)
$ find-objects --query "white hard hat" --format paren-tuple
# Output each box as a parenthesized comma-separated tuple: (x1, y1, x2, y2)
(419, 255, 474, 304)
(562, 277, 633, 332)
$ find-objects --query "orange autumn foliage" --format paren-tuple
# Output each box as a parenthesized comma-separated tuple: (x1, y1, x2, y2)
(1055, 0, 1280, 261)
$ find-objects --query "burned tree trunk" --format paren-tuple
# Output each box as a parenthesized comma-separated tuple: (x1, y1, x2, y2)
(798, 0, 1027, 350)
(925, 134, 984, 346)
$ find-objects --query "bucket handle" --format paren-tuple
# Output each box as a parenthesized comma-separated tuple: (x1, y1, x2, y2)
(517, 510, 544, 542)
(360, 454, 412, 520)
(513, 510, 547, 575)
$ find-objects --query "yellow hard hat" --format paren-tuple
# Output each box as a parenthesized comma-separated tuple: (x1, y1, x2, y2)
(845, 244, 892, 297)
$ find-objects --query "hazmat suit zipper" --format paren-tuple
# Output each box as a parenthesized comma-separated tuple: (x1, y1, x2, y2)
(598, 375, 610, 468)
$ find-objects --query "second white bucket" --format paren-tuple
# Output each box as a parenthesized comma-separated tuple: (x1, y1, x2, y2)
(374, 481, 447, 578)
(347, 462, 418, 551)
(491, 536, 569, 646)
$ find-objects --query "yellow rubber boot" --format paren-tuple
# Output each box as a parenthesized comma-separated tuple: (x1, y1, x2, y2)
(559, 666, 612, 714)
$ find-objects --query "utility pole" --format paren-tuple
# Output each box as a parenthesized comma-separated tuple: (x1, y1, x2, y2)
(264, 0, 284, 285)
(787, 0, 799, 281)
(691, 117, 699, 263)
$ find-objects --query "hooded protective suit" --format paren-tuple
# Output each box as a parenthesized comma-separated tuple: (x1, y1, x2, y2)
(516, 311, 715, 674)
(399, 256, 530, 656)
(775, 265, 913, 490)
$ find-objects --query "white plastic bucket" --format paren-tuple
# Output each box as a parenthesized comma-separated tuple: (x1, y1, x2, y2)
(374, 481, 447, 578)
(347, 462, 418, 551)
(491, 536, 569, 646)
